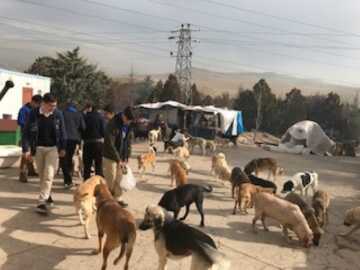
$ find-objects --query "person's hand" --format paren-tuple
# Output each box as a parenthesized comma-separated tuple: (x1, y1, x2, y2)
(59, 150, 66, 158)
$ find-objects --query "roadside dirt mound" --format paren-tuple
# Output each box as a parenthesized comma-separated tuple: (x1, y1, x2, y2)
(237, 131, 280, 146)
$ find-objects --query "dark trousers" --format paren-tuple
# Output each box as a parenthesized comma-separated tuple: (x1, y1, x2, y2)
(60, 140, 78, 185)
(83, 142, 103, 180)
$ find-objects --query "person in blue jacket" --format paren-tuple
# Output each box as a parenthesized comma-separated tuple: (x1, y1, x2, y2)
(17, 94, 42, 182)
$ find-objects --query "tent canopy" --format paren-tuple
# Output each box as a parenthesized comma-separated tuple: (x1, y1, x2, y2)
(281, 120, 335, 155)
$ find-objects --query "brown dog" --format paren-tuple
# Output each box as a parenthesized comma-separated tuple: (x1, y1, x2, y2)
(137, 146, 157, 178)
(341, 206, 360, 237)
(312, 190, 330, 227)
(284, 193, 323, 246)
(252, 192, 313, 247)
(244, 158, 284, 181)
(169, 159, 188, 187)
(93, 183, 137, 270)
(233, 183, 273, 215)
(73, 175, 104, 239)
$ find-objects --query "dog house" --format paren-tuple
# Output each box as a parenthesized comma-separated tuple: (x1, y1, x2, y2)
(0, 69, 51, 145)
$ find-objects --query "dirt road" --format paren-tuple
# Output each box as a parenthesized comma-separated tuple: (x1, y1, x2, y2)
(0, 142, 359, 269)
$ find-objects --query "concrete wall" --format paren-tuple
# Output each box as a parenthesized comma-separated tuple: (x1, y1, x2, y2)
(0, 69, 51, 120)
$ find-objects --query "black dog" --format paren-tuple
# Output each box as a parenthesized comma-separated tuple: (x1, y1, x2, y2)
(230, 167, 250, 198)
(158, 184, 212, 227)
(248, 174, 277, 193)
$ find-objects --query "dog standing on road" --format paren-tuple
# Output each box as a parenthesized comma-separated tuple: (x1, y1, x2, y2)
(168, 159, 188, 187)
(188, 137, 207, 155)
(139, 205, 230, 270)
(211, 153, 231, 184)
(93, 183, 137, 270)
(284, 192, 323, 246)
(158, 184, 213, 227)
(244, 157, 283, 181)
(148, 127, 161, 145)
(312, 190, 330, 227)
(252, 192, 313, 248)
(282, 171, 319, 196)
(230, 167, 251, 198)
(137, 146, 157, 178)
(73, 175, 103, 239)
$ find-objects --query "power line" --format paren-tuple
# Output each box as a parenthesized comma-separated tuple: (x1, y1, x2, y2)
(198, 0, 360, 38)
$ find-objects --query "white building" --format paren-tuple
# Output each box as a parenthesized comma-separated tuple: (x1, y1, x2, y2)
(0, 68, 51, 120)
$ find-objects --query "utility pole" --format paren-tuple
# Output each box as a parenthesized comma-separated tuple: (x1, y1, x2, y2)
(169, 24, 199, 105)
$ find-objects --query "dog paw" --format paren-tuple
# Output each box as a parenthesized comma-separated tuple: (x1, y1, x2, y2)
(113, 258, 120, 265)
(91, 249, 100, 255)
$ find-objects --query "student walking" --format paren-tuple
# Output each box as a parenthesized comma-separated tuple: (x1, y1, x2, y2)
(103, 106, 134, 207)
(17, 94, 42, 182)
(82, 103, 105, 180)
(22, 93, 67, 214)
(60, 102, 86, 188)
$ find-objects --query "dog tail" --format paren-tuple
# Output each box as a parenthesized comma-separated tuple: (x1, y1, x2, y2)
(195, 242, 231, 270)
(201, 185, 213, 193)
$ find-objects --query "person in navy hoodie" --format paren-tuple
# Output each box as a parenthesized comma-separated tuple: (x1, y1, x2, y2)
(17, 94, 42, 182)
(60, 102, 86, 189)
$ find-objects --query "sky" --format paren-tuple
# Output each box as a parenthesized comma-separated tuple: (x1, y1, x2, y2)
(1, 0, 360, 87)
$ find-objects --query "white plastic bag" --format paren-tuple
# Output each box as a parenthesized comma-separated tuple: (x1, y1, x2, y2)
(120, 165, 136, 191)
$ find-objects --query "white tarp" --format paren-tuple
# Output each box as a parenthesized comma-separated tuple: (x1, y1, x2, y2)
(280, 120, 335, 155)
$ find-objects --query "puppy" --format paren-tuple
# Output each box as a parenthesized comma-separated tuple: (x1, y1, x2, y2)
(312, 190, 330, 227)
(93, 183, 137, 270)
(252, 192, 313, 248)
(158, 184, 212, 227)
(173, 146, 190, 160)
(341, 206, 360, 237)
(282, 171, 319, 196)
(284, 193, 323, 246)
(248, 174, 277, 194)
(244, 158, 283, 180)
(137, 146, 157, 178)
(188, 136, 207, 155)
(73, 175, 104, 239)
(233, 183, 274, 215)
(139, 205, 230, 270)
(230, 167, 250, 198)
(148, 127, 161, 145)
(168, 159, 188, 187)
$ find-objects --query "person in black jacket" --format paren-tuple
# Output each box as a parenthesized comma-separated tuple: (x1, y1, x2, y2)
(82, 103, 105, 180)
(103, 106, 134, 207)
(60, 102, 86, 188)
(22, 93, 67, 215)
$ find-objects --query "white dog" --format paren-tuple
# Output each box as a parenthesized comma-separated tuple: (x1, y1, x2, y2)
(148, 127, 161, 145)
(281, 171, 319, 196)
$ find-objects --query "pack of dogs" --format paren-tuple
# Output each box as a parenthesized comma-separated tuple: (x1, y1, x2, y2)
(71, 131, 359, 270)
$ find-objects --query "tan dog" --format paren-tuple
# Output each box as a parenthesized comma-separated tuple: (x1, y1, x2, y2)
(211, 153, 231, 184)
(312, 190, 330, 227)
(205, 140, 216, 155)
(173, 146, 190, 160)
(93, 183, 137, 270)
(341, 206, 360, 237)
(233, 183, 274, 215)
(148, 127, 161, 145)
(244, 158, 284, 181)
(137, 146, 157, 178)
(73, 175, 104, 239)
(252, 192, 313, 247)
(168, 159, 188, 187)
(188, 136, 207, 155)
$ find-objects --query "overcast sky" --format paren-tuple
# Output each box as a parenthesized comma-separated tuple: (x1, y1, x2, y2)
(1, 0, 360, 87)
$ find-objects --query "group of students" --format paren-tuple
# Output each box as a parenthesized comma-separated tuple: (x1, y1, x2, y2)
(18, 93, 134, 214)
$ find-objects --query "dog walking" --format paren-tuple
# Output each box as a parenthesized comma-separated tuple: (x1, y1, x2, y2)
(103, 106, 134, 208)
(22, 93, 67, 214)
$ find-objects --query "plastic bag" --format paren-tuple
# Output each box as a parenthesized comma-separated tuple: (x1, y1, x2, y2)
(120, 165, 136, 191)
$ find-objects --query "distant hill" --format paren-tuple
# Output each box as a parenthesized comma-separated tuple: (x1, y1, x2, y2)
(126, 67, 359, 102)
